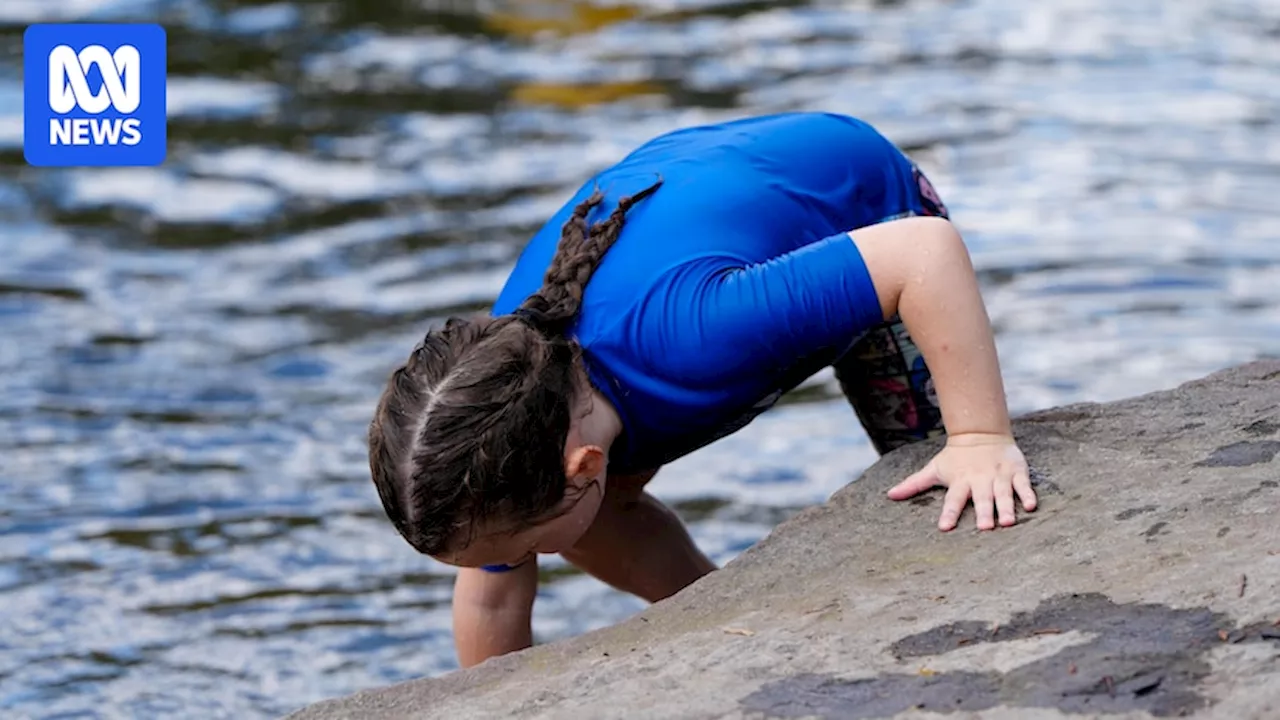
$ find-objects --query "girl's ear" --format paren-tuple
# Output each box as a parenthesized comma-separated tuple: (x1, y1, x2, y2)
(564, 445, 606, 486)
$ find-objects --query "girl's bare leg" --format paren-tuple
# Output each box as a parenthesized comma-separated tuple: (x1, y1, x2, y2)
(560, 470, 716, 602)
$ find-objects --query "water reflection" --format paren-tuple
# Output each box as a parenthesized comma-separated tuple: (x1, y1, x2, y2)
(1, 0, 1278, 717)
(488, 1, 644, 37)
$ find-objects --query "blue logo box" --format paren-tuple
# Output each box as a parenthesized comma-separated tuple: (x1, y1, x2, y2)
(23, 23, 167, 167)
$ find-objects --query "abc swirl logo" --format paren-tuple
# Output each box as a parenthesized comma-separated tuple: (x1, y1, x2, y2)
(23, 24, 167, 167)
(47, 43, 144, 146)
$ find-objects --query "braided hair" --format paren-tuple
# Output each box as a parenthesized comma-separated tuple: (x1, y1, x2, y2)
(368, 179, 662, 555)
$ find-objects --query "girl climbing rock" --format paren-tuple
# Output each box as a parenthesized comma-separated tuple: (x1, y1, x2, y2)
(367, 111, 1037, 667)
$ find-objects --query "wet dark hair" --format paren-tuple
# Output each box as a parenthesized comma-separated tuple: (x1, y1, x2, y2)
(368, 179, 662, 556)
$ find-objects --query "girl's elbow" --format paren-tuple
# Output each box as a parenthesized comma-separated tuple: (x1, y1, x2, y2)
(895, 216, 973, 279)
(928, 219, 975, 274)
(911, 216, 967, 256)
(852, 216, 971, 317)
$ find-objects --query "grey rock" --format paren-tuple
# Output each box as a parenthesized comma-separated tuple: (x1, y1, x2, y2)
(288, 361, 1280, 720)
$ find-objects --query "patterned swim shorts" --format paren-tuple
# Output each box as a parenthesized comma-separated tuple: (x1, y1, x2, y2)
(835, 163, 949, 454)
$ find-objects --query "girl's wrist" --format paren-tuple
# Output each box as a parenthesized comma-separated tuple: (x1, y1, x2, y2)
(945, 430, 1015, 447)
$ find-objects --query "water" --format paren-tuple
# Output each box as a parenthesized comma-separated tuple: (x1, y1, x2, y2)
(1, 0, 1278, 717)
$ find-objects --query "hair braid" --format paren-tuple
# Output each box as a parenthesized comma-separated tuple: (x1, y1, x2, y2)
(516, 177, 663, 335)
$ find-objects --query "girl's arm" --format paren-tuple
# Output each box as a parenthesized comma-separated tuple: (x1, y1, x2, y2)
(848, 216, 1036, 531)
(452, 561, 538, 668)
(850, 216, 1010, 438)
(648, 214, 1035, 531)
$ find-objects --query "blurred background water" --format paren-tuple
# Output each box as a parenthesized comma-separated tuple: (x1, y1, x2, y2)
(1, 0, 1278, 717)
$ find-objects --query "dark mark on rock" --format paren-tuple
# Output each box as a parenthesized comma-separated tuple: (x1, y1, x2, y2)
(1114, 671, 1163, 697)
(1217, 527, 1231, 538)
(1180, 422, 1206, 431)
(889, 621, 990, 657)
(909, 495, 935, 507)
(1116, 505, 1158, 521)
(1028, 467, 1062, 495)
(1242, 418, 1280, 437)
(1194, 440, 1280, 468)
(1142, 522, 1169, 540)
(742, 672, 1003, 719)
(744, 593, 1278, 719)
(1243, 480, 1279, 500)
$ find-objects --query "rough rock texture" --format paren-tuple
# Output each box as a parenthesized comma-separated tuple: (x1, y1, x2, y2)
(289, 361, 1280, 720)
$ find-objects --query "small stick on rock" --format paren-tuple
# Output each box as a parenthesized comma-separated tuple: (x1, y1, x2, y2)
(723, 627, 755, 637)
(1239, 574, 1248, 598)
(802, 602, 839, 615)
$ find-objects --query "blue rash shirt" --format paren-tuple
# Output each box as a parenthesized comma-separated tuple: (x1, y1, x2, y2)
(492, 111, 932, 478)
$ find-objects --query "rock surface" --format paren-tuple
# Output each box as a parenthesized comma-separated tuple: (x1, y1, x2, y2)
(289, 361, 1280, 720)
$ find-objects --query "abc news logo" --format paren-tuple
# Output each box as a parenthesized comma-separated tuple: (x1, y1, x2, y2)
(24, 24, 167, 167)
(48, 44, 144, 147)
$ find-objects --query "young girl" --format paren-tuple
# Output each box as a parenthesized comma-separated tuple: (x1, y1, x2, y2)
(368, 111, 1037, 668)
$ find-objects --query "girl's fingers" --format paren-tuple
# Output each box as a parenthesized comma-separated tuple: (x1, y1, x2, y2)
(971, 478, 996, 531)
(938, 482, 968, 532)
(888, 462, 941, 501)
(1013, 468, 1038, 511)
(995, 474, 1017, 527)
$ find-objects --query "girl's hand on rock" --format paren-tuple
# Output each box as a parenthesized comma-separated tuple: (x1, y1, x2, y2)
(886, 433, 1037, 531)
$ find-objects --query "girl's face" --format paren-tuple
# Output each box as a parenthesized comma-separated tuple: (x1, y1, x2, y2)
(434, 436, 610, 569)
(444, 480, 604, 569)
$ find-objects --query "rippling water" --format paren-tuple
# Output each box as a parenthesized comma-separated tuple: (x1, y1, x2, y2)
(1, 0, 1278, 717)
